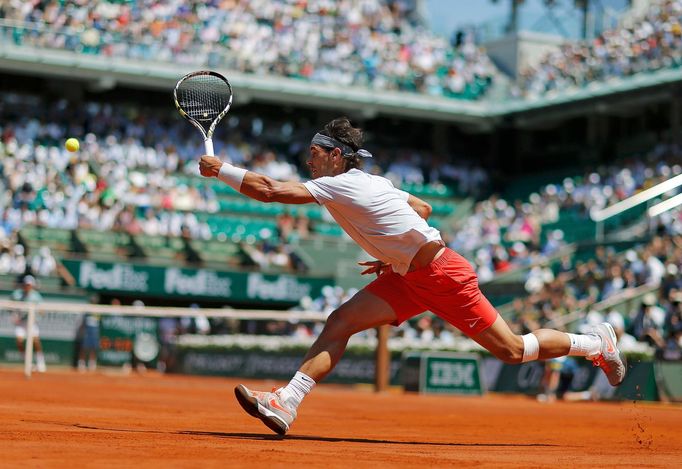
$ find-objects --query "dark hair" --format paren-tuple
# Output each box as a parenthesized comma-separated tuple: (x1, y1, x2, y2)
(320, 117, 364, 171)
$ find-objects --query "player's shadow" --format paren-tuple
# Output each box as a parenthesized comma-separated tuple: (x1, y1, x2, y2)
(178, 431, 558, 447)
(64, 424, 557, 447)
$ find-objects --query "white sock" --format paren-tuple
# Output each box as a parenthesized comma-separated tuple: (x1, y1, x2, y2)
(279, 371, 315, 408)
(36, 352, 46, 371)
(566, 333, 601, 358)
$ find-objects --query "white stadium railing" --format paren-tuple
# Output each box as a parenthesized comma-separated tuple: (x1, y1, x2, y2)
(590, 173, 682, 241)
(0, 299, 327, 379)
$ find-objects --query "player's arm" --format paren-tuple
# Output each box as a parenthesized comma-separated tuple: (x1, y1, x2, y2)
(406, 194, 432, 220)
(199, 156, 315, 204)
(241, 172, 314, 204)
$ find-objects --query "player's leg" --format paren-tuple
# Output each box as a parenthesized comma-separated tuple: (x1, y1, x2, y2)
(88, 349, 98, 371)
(15, 324, 26, 352)
(235, 289, 400, 435)
(469, 314, 576, 362)
(78, 345, 87, 371)
(297, 289, 398, 381)
(33, 336, 46, 372)
(467, 298, 625, 386)
(418, 249, 625, 386)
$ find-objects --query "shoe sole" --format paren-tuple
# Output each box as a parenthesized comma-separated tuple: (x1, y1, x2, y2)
(234, 385, 289, 436)
(617, 351, 628, 386)
(598, 323, 627, 386)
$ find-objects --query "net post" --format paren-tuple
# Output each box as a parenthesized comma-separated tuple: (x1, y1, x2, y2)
(24, 303, 36, 379)
(374, 325, 390, 392)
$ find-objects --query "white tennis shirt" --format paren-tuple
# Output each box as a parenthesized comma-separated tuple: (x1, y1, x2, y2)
(303, 169, 442, 275)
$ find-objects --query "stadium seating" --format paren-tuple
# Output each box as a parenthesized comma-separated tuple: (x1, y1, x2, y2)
(75, 229, 133, 262)
(2, 1, 497, 100)
(188, 239, 249, 267)
(18, 226, 72, 254)
(514, 0, 682, 98)
(132, 234, 186, 263)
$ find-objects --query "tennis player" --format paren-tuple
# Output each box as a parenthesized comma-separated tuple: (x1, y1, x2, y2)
(199, 117, 626, 435)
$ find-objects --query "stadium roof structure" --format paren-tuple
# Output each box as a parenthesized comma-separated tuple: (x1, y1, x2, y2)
(2, 42, 682, 129)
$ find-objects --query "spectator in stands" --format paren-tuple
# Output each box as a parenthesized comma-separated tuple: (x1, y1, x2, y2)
(30, 246, 57, 277)
(0, 210, 17, 238)
(660, 325, 682, 360)
(630, 293, 667, 349)
(7, 244, 26, 275)
(0, 240, 14, 274)
(11, 274, 46, 372)
(268, 244, 293, 270)
(641, 248, 666, 287)
(276, 210, 296, 242)
(661, 263, 682, 299)
(431, 317, 456, 346)
(601, 264, 627, 301)
(660, 289, 682, 361)
(295, 213, 311, 240)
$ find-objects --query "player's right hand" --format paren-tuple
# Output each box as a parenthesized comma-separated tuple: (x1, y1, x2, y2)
(358, 260, 391, 277)
(199, 155, 223, 177)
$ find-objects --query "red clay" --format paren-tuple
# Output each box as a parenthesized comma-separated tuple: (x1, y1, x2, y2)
(1, 367, 680, 468)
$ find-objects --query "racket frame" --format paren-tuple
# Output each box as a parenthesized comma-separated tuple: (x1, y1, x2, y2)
(173, 70, 233, 156)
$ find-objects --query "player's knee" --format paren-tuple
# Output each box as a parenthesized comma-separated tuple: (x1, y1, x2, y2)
(323, 310, 355, 338)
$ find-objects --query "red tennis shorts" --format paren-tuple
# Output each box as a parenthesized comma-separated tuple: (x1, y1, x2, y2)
(365, 248, 497, 336)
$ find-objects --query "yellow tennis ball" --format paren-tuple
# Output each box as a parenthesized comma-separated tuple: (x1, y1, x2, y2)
(65, 138, 80, 152)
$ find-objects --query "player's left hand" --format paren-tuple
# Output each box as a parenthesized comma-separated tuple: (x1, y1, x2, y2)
(199, 155, 223, 177)
(358, 260, 391, 277)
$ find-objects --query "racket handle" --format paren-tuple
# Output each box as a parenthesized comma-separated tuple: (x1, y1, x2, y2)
(204, 138, 214, 156)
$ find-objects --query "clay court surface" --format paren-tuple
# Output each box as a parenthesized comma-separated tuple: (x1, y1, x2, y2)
(1, 367, 680, 468)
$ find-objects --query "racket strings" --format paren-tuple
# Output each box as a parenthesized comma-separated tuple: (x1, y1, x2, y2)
(177, 75, 231, 124)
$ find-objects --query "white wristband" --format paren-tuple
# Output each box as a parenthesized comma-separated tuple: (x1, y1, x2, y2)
(217, 163, 248, 191)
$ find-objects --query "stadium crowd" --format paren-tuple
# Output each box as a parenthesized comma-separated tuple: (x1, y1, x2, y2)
(514, 0, 682, 98)
(448, 140, 682, 280)
(1, 87, 681, 360)
(525, 235, 682, 360)
(0, 0, 496, 99)
(9, 0, 682, 101)
(0, 90, 489, 273)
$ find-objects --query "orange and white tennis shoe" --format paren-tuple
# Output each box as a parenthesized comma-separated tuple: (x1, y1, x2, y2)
(234, 384, 296, 435)
(590, 322, 627, 386)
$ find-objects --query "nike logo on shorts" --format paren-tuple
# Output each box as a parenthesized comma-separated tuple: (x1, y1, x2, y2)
(466, 318, 481, 328)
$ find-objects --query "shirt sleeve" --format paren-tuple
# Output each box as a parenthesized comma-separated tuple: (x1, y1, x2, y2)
(303, 176, 342, 205)
(395, 189, 410, 201)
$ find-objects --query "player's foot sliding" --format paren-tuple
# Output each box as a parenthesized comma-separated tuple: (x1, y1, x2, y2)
(234, 384, 297, 435)
(589, 323, 627, 386)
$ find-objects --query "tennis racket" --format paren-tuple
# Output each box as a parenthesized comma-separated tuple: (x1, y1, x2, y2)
(173, 70, 233, 156)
